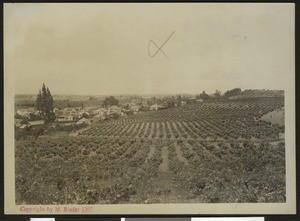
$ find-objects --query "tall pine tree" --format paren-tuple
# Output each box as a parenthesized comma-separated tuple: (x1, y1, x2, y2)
(36, 83, 55, 124)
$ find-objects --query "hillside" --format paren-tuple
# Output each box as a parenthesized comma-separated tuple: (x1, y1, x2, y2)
(228, 89, 284, 99)
(15, 96, 286, 204)
(82, 97, 284, 140)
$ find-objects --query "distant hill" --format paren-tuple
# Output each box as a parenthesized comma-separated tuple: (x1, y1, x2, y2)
(228, 89, 284, 99)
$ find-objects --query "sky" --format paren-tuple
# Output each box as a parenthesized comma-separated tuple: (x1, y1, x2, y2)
(4, 3, 294, 95)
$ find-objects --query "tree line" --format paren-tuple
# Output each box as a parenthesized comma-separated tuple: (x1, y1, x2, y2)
(33, 83, 243, 125)
(196, 88, 241, 101)
(36, 83, 56, 124)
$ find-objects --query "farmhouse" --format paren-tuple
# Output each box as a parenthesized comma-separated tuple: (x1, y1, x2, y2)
(78, 111, 90, 118)
(19, 123, 30, 129)
(107, 106, 122, 115)
(150, 103, 164, 111)
(92, 108, 106, 116)
(129, 105, 141, 113)
(58, 114, 77, 122)
(76, 118, 91, 125)
(28, 120, 44, 126)
(18, 120, 44, 129)
(54, 110, 64, 117)
(86, 107, 100, 115)
(94, 110, 105, 118)
(63, 107, 77, 112)
(15, 119, 23, 128)
(16, 108, 37, 118)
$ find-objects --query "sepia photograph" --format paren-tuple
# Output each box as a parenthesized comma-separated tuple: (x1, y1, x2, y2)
(4, 3, 295, 214)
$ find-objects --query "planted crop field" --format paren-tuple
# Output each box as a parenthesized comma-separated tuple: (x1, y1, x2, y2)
(15, 97, 286, 204)
(81, 97, 284, 140)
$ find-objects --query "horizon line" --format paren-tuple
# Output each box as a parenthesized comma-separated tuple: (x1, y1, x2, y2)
(14, 88, 285, 97)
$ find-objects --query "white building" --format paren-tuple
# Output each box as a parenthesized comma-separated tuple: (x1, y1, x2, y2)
(76, 118, 91, 125)
(58, 115, 76, 122)
(150, 103, 164, 111)
(16, 108, 36, 118)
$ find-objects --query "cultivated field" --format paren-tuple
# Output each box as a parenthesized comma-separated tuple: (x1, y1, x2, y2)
(15, 97, 286, 204)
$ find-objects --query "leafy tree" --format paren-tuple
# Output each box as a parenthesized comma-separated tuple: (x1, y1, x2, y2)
(21, 119, 28, 125)
(28, 113, 42, 121)
(166, 100, 175, 108)
(177, 95, 182, 105)
(199, 90, 211, 100)
(126, 110, 134, 116)
(32, 127, 45, 139)
(112, 113, 120, 119)
(123, 104, 130, 110)
(88, 96, 97, 101)
(103, 96, 119, 107)
(140, 106, 149, 112)
(214, 90, 221, 98)
(36, 83, 56, 124)
(224, 88, 241, 97)
(81, 113, 89, 119)
(15, 113, 26, 120)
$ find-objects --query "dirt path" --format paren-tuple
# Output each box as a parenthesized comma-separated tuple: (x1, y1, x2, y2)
(146, 144, 191, 203)
(176, 121, 192, 139)
(124, 123, 136, 136)
(158, 146, 169, 172)
(161, 122, 167, 139)
(261, 108, 284, 126)
(182, 121, 199, 138)
(131, 123, 140, 137)
(155, 122, 161, 138)
(136, 122, 145, 137)
(119, 124, 130, 136)
(166, 121, 175, 138)
(148, 122, 155, 138)
(171, 122, 181, 137)
(174, 142, 189, 165)
(146, 145, 155, 161)
(195, 142, 223, 163)
(142, 122, 150, 138)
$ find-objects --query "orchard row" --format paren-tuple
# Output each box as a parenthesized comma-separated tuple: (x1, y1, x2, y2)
(15, 136, 285, 204)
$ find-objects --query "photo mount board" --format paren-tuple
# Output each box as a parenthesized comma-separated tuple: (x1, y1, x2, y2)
(4, 2, 296, 215)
